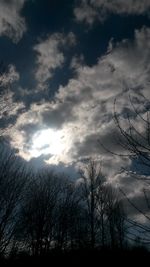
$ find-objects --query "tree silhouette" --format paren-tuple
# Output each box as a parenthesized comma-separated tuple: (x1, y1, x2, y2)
(20, 171, 62, 255)
(79, 159, 125, 249)
(103, 95, 150, 245)
(0, 150, 26, 256)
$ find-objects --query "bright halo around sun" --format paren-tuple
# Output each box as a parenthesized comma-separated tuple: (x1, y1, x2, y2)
(30, 128, 66, 158)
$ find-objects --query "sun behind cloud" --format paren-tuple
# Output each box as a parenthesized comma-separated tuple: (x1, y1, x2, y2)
(30, 128, 66, 158)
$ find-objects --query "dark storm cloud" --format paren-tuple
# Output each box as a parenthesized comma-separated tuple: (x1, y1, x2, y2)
(41, 85, 96, 129)
(129, 191, 150, 214)
(18, 122, 42, 150)
(73, 126, 127, 158)
(41, 104, 77, 129)
(0, 112, 21, 131)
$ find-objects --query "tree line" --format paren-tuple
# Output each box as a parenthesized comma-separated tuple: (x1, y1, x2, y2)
(0, 153, 127, 258)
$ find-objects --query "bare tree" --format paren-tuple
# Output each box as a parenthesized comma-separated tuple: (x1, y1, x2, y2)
(0, 150, 27, 256)
(20, 171, 87, 253)
(103, 186, 126, 249)
(54, 176, 83, 250)
(79, 159, 126, 249)
(79, 159, 106, 249)
(113, 96, 150, 173)
(20, 171, 63, 256)
(103, 95, 150, 245)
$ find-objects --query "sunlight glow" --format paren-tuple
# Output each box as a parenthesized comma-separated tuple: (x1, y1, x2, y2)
(30, 129, 66, 158)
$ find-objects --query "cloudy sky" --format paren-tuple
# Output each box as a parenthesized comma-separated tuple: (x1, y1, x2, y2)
(0, 0, 150, 198)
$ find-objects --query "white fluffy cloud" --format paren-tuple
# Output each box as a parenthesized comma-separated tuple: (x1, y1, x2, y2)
(33, 32, 76, 88)
(0, 64, 19, 88)
(0, 0, 27, 42)
(0, 64, 24, 135)
(9, 27, 150, 176)
(74, 0, 150, 25)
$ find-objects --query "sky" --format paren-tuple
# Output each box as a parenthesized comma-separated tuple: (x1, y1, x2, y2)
(1, 0, 150, 220)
